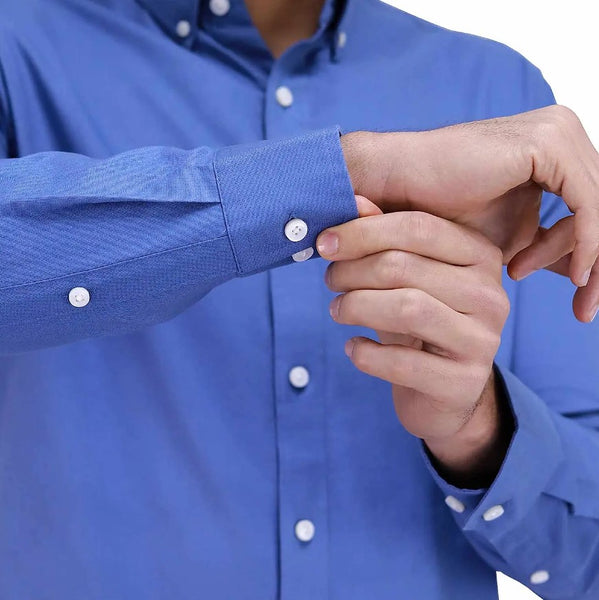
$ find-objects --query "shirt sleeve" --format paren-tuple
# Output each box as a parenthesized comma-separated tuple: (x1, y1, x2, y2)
(0, 127, 357, 354)
(422, 64, 599, 598)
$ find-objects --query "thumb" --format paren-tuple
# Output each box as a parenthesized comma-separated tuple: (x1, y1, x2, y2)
(355, 194, 383, 217)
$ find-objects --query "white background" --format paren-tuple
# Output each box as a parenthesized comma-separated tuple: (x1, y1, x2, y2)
(381, 1, 599, 599)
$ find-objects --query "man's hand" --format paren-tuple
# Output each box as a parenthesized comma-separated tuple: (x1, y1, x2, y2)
(342, 105, 599, 322)
(318, 212, 513, 487)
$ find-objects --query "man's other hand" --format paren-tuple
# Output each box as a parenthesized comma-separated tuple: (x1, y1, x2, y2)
(319, 212, 513, 487)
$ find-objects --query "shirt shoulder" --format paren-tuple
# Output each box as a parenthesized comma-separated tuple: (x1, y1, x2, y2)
(357, 0, 555, 116)
(0, 0, 142, 39)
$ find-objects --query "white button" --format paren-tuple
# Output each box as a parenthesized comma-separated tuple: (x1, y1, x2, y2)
(444, 495, 465, 514)
(275, 86, 294, 108)
(68, 287, 90, 308)
(292, 247, 314, 262)
(530, 570, 550, 585)
(175, 20, 191, 38)
(337, 31, 347, 48)
(295, 519, 315, 542)
(284, 218, 308, 242)
(289, 366, 310, 389)
(482, 504, 505, 522)
(209, 0, 230, 17)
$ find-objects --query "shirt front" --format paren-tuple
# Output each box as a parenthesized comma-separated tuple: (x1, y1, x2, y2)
(0, 1, 598, 599)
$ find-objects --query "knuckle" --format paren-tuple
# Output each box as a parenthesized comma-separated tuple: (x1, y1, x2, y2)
(537, 105, 581, 143)
(381, 250, 409, 286)
(550, 104, 580, 126)
(405, 211, 434, 244)
(482, 244, 504, 270)
(472, 283, 510, 321)
(480, 329, 502, 356)
(398, 288, 428, 324)
(462, 363, 488, 389)
(536, 113, 566, 144)
(491, 288, 511, 321)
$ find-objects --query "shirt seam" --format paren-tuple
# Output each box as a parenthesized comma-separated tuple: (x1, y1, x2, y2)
(0, 232, 230, 292)
(212, 153, 243, 275)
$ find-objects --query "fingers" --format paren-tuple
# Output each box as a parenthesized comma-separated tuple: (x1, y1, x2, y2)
(317, 211, 496, 265)
(528, 107, 599, 288)
(330, 288, 496, 360)
(507, 217, 575, 280)
(506, 215, 599, 322)
(326, 250, 503, 315)
(571, 206, 599, 287)
(355, 194, 383, 217)
(344, 336, 477, 401)
(573, 264, 599, 322)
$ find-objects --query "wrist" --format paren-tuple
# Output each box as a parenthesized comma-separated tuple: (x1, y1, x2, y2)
(340, 130, 384, 200)
(424, 368, 514, 489)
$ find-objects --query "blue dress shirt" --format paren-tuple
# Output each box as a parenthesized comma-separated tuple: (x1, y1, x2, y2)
(0, 1, 598, 598)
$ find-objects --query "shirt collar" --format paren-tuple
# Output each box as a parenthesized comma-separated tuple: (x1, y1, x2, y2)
(136, 0, 200, 40)
(135, 0, 352, 57)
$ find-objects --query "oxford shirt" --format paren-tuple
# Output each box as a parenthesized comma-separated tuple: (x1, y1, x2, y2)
(0, 1, 598, 599)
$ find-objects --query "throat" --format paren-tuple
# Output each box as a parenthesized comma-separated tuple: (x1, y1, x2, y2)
(244, 0, 327, 58)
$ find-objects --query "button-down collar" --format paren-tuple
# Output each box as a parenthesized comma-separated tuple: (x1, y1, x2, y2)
(135, 0, 200, 44)
(135, 0, 352, 58)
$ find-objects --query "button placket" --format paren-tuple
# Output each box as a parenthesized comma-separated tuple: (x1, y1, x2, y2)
(266, 50, 329, 598)
(275, 86, 294, 108)
(289, 366, 310, 389)
(294, 519, 315, 542)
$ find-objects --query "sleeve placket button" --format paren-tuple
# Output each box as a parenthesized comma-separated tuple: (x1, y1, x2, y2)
(68, 287, 90, 308)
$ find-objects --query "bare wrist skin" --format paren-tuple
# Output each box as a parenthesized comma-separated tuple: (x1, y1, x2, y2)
(341, 131, 387, 201)
(424, 369, 514, 490)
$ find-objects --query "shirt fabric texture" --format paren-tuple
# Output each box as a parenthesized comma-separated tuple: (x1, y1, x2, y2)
(0, 1, 598, 598)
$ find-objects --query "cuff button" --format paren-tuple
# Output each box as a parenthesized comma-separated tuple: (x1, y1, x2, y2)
(292, 247, 314, 262)
(285, 218, 308, 242)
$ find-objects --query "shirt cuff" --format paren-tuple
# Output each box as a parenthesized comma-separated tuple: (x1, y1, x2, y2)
(422, 364, 564, 539)
(214, 127, 358, 275)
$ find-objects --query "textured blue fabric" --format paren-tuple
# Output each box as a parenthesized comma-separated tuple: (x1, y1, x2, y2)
(0, 1, 598, 599)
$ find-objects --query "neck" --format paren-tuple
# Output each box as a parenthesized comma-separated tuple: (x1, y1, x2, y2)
(244, 0, 327, 58)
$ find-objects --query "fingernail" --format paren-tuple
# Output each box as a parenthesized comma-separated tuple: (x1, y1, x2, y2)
(581, 268, 592, 287)
(344, 338, 355, 357)
(317, 232, 338, 257)
(324, 265, 332, 287)
(329, 295, 342, 320)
